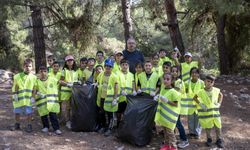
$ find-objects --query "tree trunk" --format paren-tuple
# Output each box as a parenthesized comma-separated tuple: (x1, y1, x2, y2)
(121, 0, 132, 49)
(164, 0, 185, 58)
(215, 14, 230, 75)
(30, 5, 46, 73)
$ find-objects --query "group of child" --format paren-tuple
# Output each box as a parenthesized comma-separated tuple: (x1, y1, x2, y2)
(11, 48, 224, 149)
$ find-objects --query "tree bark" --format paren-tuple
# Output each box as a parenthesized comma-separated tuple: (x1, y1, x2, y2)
(121, 0, 132, 49)
(30, 5, 46, 73)
(215, 14, 230, 75)
(164, 0, 185, 58)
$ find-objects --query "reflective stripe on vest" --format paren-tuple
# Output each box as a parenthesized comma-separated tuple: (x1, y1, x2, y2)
(138, 72, 159, 94)
(181, 61, 198, 81)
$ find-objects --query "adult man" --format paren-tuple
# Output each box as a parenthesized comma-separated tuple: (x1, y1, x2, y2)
(122, 38, 145, 74)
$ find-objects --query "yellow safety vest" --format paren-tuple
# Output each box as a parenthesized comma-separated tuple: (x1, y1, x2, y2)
(174, 79, 188, 115)
(181, 61, 198, 82)
(48, 71, 62, 81)
(197, 87, 222, 129)
(60, 69, 78, 101)
(76, 68, 84, 81)
(158, 57, 172, 67)
(112, 62, 120, 74)
(138, 72, 159, 94)
(152, 66, 162, 77)
(184, 79, 204, 115)
(154, 88, 180, 130)
(97, 72, 120, 112)
(12, 72, 37, 108)
(118, 71, 134, 102)
(94, 61, 105, 68)
(35, 77, 60, 116)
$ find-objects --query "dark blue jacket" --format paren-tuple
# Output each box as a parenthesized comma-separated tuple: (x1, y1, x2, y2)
(122, 49, 145, 74)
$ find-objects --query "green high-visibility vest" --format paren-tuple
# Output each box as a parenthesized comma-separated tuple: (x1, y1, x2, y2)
(112, 62, 121, 74)
(154, 88, 180, 130)
(181, 61, 198, 82)
(197, 87, 222, 129)
(118, 71, 134, 102)
(48, 71, 62, 81)
(138, 72, 159, 94)
(97, 72, 120, 112)
(60, 69, 78, 101)
(12, 72, 37, 108)
(35, 77, 60, 116)
(184, 79, 204, 115)
(174, 79, 188, 115)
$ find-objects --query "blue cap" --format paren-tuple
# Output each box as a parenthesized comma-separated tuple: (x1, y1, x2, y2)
(104, 59, 114, 67)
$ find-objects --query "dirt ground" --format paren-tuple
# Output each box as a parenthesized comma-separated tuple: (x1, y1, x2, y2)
(0, 76, 250, 150)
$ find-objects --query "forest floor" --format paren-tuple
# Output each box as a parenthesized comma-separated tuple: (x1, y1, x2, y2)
(0, 72, 250, 150)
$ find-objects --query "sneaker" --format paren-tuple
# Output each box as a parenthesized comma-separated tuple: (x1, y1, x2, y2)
(41, 127, 49, 133)
(206, 138, 212, 147)
(10, 123, 21, 131)
(194, 135, 200, 139)
(26, 124, 33, 133)
(178, 140, 189, 149)
(169, 146, 177, 150)
(55, 129, 62, 135)
(160, 144, 170, 150)
(104, 129, 112, 137)
(66, 121, 71, 129)
(216, 138, 224, 148)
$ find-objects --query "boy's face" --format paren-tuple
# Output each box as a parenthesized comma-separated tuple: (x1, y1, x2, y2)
(135, 65, 143, 73)
(52, 63, 60, 72)
(104, 65, 112, 74)
(171, 67, 179, 78)
(47, 58, 54, 66)
(184, 56, 192, 63)
(163, 74, 172, 87)
(152, 55, 159, 65)
(191, 69, 199, 80)
(88, 60, 95, 68)
(96, 53, 104, 62)
(39, 69, 48, 78)
(121, 63, 129, 72)
(144, 62, 152, 73)
(115, 54, 123, 62)
(163, 65, 171, 74)
(205, 79, 214, 89)
(95, 66, 103, 74)
(80, 61, 87, 69)
(159, 51, 166, 58)
(23, 63, 33, 73)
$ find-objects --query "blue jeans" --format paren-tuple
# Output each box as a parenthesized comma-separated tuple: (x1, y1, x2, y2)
(188, 112, 202, 136)
(176, 116, 187, 141)
(14, 106, 33, 115)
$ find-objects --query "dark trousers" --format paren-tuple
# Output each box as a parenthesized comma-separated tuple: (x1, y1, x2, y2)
(98, 98, 115, 130)
(176, 115, 187, 141)
(41, 112, 60, 131)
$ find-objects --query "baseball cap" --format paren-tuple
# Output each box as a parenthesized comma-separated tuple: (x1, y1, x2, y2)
(184, 52, 192, 57)
(65, 55, 74, 61)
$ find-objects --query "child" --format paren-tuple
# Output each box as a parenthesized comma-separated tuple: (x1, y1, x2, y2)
(83, 57, 96, 82)
(154, 73, 181, 150)
(59, 55, 78, 129)
(94, 65, 104, 82)
(77, 57, 88, 82)
(171, 66, 189, 148)
(48, 61, 62, 81)
(117, 59, 136, 127)
(159, 61, 172, 89)
(34, 66, 62, 134)
(47, 55, 55, 73)
(158, 48, 171, 67)
(112, 51, 123, 74)
(151, 53, 161, 77)
(137, 61, 160, 96)
(95, 50, 105, 68)
(193, 75, 224, 148)
(96, 59, 119, 136)
(185, 67, 204, 139)
(135, 62, 143, 90)
(181, 52, 199, 82)
(169, 47, 180, 67)
(11, 58, 37, 132)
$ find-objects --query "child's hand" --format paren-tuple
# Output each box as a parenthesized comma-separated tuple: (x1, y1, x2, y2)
(137, 89, 142, 94)
(159, 95, 169, 103)
(66, 82, 73, 87)
(150, 91, 156, 97)
(121, 90, 127, 96)
(214, 102, 221, 108)
(153, 95, 159, 101)
(37, 92, 46, 98)
(112, 98, 118, 106)
(200, 103, 207, 110)
(12, 94, 18, 101)
(132, 90, 137, 96)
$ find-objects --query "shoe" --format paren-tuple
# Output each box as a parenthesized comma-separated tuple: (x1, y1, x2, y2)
(41, 127, 49, 133)
(206, 138, 212, 147)
(178, 140, 189, 149)
(97, 127, 106, 134)
(10, 123, 21, 131)
(160, 144, 170, 150)
(216, 138, 224, 148)
(104, 129, 112, 137)
(169, 146, 177, 150)
(194, 135, 200, 139)
(26, 124, 33, 133)
(66, 121, 71, 129)
(55, 129, 62, 135)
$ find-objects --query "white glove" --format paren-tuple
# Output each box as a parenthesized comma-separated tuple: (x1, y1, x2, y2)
(13, 94, 18, 101)
(30, 97, 35, 103)
(200, 103, 207, 110)
(159, 95, 169, 103)
(112, 98, 118, 106)
(137, 89, 142, 94)
(121, 90, 127, 96)
(132, 90, 137, 96)
(77, 81, 82, 85)
(91, 82, 98, 87)
(153, 95, 159, 101)
(37, 92, 46, 98)
(67, 82, 73, 87)
(150, 91, 156, 97)
(214, 102, 221, 108)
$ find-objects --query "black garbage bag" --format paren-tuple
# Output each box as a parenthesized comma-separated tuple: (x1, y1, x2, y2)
(117, 93, 158, 146)
(71, 83, 98, 132)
